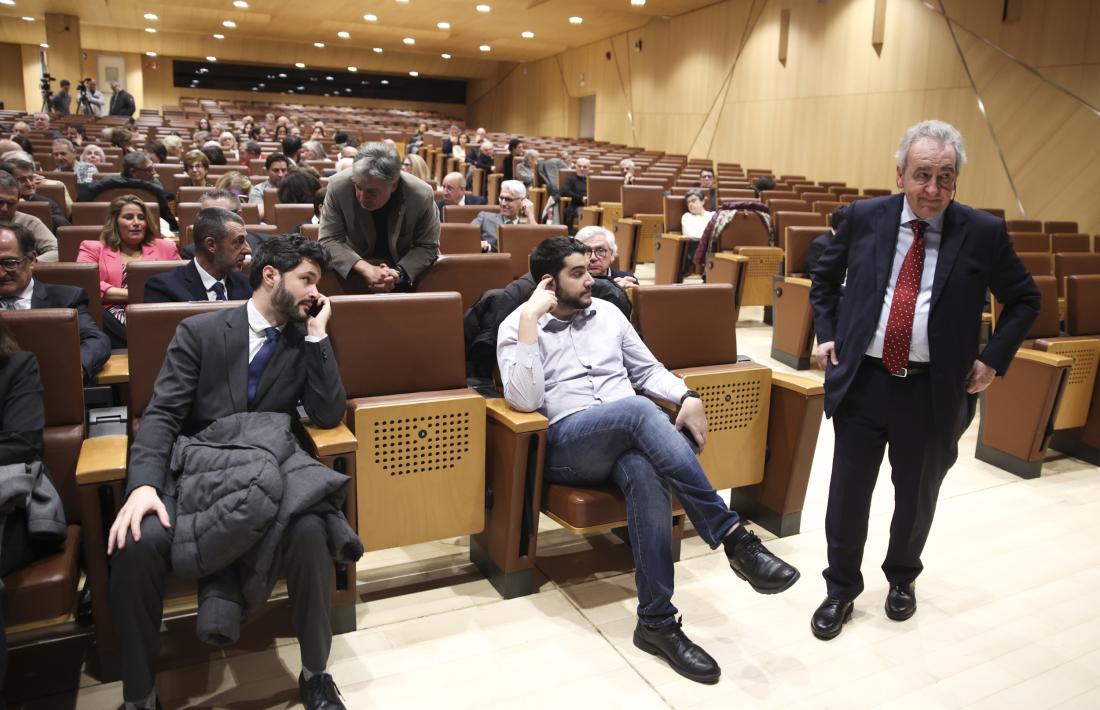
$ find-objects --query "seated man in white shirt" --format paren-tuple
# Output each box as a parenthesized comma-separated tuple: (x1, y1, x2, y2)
(471, 180, 536, 253)
(497, 236, 800, 685)
(143, 207, 252, 302)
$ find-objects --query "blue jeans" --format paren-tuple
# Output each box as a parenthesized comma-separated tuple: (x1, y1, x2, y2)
(546, 396, 740, 627)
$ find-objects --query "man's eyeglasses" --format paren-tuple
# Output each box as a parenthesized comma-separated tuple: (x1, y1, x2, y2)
(0, 256, 30, 272)
(911, 171, 957, 190)
(498, 195, 517, 203)
(585, 247, 610, 258)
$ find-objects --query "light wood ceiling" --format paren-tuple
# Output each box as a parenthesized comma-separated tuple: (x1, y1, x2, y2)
(0, 0, 721, 72)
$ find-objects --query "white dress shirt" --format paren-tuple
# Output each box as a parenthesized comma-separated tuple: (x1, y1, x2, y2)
(245, 298, 325, 363)
(193, 259, 228, 302)
(497, 297, 689, 425)
(865, 198, 944, 363)
(1, 278, 34, 309)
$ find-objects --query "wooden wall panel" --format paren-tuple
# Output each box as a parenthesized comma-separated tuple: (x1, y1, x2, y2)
(0, 44, 26, 112)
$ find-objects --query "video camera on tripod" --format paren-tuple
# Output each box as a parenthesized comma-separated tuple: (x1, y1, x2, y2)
(39, 73, 54, 108)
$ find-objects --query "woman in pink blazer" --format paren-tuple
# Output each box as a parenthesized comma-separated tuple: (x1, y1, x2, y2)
(77, 194, 180, 345)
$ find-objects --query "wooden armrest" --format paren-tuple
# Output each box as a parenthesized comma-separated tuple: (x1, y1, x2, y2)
(76, 435, 128, 485)
(772, 372, 825, 396)
(660, 233, 695, 242)
(784, 276, 813, 288)
(618, 217, 641, 226)
(485, 398, 548, 433)
(711, 253, 749, 263)
(95, 353, 129, 385)
(647, 394, 679, 414)
(736, 246, 784, 255)
(301, 421, 357, 456)
(581, 205, 604, 214)
(1015, 349, 1074, 368)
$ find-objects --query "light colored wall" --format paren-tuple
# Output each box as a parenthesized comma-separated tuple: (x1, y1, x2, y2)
(468, 0, 1100, 234)
(0, 44, 26, 112)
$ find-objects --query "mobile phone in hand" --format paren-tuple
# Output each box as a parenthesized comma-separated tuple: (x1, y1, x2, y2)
(306, 298, 323, 318)
(681, 427, 701, 454)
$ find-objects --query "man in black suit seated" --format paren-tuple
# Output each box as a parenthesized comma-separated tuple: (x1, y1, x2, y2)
(465, 140, 494, 190)
(144, 207, 251, 303)
(107, 235, 350, 710)
(806, 204, 848, 276)
(0, 221, 110, 384)
(80, 151, 179, 233)
(560, 156, 591, 229)
(435, 171, 486, 220)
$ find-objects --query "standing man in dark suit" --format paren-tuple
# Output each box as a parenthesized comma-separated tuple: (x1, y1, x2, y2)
(809, 120, 1040, 640)
(435, 171, 487, 221)
(144, 207, 251, 303)
(0, 221, 111, 383)
(106, 235, 350, 710)
(108, 81, 136, 119)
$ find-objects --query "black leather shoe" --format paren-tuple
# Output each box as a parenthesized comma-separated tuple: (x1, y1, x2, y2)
(633, 618, 721, 684)
(885, 583, 917, 621)
(299, 671, 346, 710)
(811, 597, 853, 640)
(727, 531, 800, 594)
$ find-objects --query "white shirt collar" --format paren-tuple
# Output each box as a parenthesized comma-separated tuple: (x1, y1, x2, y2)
(901, 197, 946, 232)
(192, 259, 224, 293)
(16, 278, 35, 302)
(246, 298, 284, 335)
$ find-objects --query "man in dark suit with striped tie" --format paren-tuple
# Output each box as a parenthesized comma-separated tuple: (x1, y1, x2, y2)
(144, 207, 252, 303)
(106, 235, 350, 710)
(809, 120, 1040, 640)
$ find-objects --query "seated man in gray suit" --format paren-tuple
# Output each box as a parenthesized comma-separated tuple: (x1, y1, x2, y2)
(144, 207, 252, 303)
(319, 142, 440, 293)
(106, 235, 350, 710)
(471, 179, 537, 253)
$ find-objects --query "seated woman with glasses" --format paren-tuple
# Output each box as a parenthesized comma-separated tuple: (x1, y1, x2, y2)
(77, 195, 180, 346)
(181, 150, 212, 188)
(576, 225, 638, 290)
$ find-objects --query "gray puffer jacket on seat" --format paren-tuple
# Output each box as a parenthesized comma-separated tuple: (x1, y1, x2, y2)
(169, 411, 363, 646)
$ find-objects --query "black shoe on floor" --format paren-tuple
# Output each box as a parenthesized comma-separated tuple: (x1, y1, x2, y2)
(633, 618, 721, 684)
(811, 597, 854, 640)
(885, 583, 917, 621)
(299, 671, 346, 710)
(727, 531, 800, 594)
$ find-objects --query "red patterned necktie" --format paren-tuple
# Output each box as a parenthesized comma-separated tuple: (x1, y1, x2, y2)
(881, 220, 928, 374)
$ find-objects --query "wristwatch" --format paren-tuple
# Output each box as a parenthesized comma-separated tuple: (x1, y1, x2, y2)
(680, 389, 700, 405)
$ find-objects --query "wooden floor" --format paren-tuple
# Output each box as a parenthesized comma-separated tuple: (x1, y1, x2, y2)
(23, 291, 1100, 709)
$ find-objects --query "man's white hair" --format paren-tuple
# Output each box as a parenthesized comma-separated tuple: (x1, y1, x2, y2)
(500, 179, 526, 197)
(576, 225, 617, 256)
(895, 120, 967, 174)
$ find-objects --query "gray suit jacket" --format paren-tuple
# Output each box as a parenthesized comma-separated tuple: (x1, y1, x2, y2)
(319, 170, 440, 284)
(470, 211, 514, 251)
(126, 304, 346, 496)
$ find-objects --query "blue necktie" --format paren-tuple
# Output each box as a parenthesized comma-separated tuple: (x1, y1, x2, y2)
(211, 282, 226, 301)
(247, 327, 280, 404)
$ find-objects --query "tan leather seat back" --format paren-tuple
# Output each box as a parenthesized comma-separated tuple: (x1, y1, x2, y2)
(587, 176, 625, 205)
(1055, 253, 1100, 296)
(443, 204, 500, 224)
(1052, 234, 1090, 253)
(31, 262, 103, 328)
(127, 260, 185, 305)
(1066, 275, 1100, 336)
(766, 198, 808, 214)
(16, 201, 53, 231)
(772, 211, 825, 251)
(1010, 232, 1050, 252)
(1045, 221, 1079, 234)
(995, 276, 1058, 338)
(414, 254, 513, 310)
(274, 204, 316, 234)
(55, 226, 104, 262)
(1017, 252, 1052, 276)
(439, 223, 483, 254)
(632, 284, 737, 369)
(785, 226, 824, 276)
(94, 187, 161, 204)
(1007, 219, 1042, 232)
(716, 211, 771, 250)
(622, 185, 664, 217)
(177, 186, 214, 203)
(498, 223, 568, 280)
(664, 196, 687, 231)
(71, 202, 160, 227)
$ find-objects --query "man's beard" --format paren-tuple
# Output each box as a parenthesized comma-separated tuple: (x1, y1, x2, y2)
(272, 280, 307, 323)
(556, 286, 591, 311)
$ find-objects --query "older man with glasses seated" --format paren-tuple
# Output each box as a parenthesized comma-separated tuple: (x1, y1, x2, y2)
(576, 225, 638, 291)
(470, 179, 537, 253)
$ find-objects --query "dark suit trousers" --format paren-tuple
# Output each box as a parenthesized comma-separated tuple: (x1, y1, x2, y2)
(109, 502, 334, 701)
(823, 360, 963, 601)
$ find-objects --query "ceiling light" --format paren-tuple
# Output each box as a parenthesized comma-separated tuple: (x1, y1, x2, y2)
(521, 31, 534, 38)
(213, 33, 225, 39)
(222, 20, 236, 27)
(233, 0, 249, 7)
(206, 56, 217, 61)
(403, 37, 415, 45)
(381, 79, 389, 85)
(476, 4, 490, 12)
(314, 42, 325, 48)
(631, 0, 646, 5)
(325, 75, 334, 80)
(396, 0, 409, 3)
(0, 1, 16, 6)
(437, 21, 450, 29)
(441, 53, 451, 59)
(409, 71, 419, 77)
(479, 44, 491, 52)
(295, 62, 306, 68)
(373, 47, 383, 53)
(338, 31, 350, 38)
(39, 43, 48, 48)
(363, 13, 377, 21)
(569, 16, 583, 24)
(143, 13, 158, 20)
(347, 66, 358, 72)
(278, 72, 287, 77)
(21, 15, 33, 21)
(144, 27, 156, 33)
(146, 51, 158, 57)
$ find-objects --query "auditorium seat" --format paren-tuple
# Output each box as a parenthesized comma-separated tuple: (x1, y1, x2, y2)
(1017, 252, 1053, 277)
(91, 187, 162, 205)
(439, 223, 484, 254)
(1051, 233, 1091, 253)
(274, 204, 317, 234)
(980, 207, 1006, 218)
(40, 172, 77, 201)
(1007, 219, 1042, 232)
(177, 186, 214, 203)
(580, 175, 624, 230)
(1045, 221, 1079, 234)
(773, 210, 826, 251)
(770, 225, 824, 368)
(498, 224, 568, 280)
(767, 198, 810, 214)
(654, 195, 693, 285)
(1054, 253, 1100, 296)
(127, 260, 186, 304)
(56, 226, 106, 261)
(414, 254, 512, 309)
(261, 188, 280, 224)
(71, 202, 160, 227)
(16, 201, 53, 232)
(614, 185, 665, 267)
(1009, 232, 1050, 252)
(862, 188, 892, 197)
(443, 204, 500, 224)
(31, 262, 103, 328)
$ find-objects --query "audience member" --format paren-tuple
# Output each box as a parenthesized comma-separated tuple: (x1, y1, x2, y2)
(248, 153, 291, 220)
(576, 225, 637, 289)
(680, 188, 714, 240)
(401, 154, 430, 182)
(161, 134, 184, 159)
(76, 195, 180, 345)
(436, 171, 486, 220)
(106, 234, 351, 710)
(108, 80, 136, 118)
(51, 139, 77, 172)
(81, 151, 179, 233)
(560, 156, 591, 227)
(515, 149, 539, 189)
(497, 236, 799, 684)
(75, 145, 104, 184)
(242, 141, 263, 165)
(201, 143, 227, 166)
(0, 221, 110, 382)
(278, 170, 324, 229)
(0, 157, 71, 230)
(752, 175, 776, 198)
(110, 127, 133, 154)
(182, 150, 212, 188)
(65, 122, 86, 147)
(214, 171, 253, 201)
(471, 180, 536, 253)
(31, 113, 50, 132)
(318, 142, 439, 292)
(454, 132, 470, 162)
(49, 79, 72, 116)
(806, 204, 848, 276)
(466, 141, 494, 190)
(503, 138, 524, 181)
(697, 168, 717, 209)
(282, 136, 303, 162)
(441, 125, 461, 156)
(218, 132, 239, 162)
(144, 207, 250, 303)
(144, 141, 167, 164)
(197, 116, 212, 132)
(619, 159, 637, 186)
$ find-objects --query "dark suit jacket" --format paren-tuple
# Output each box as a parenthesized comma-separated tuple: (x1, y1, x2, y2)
(31, 280, 112, 383)
(144, 260, 252, 303)
(126, 304, 346, 495)
(805, 229, 833, 276)
(0, 351, 44, 465)
(109, 90, 135, 118)
(811, 194, 1040, 443)
(561, 174, 587, 224)
(435, 194, 486, 221)
(27, 194, 70, 231)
